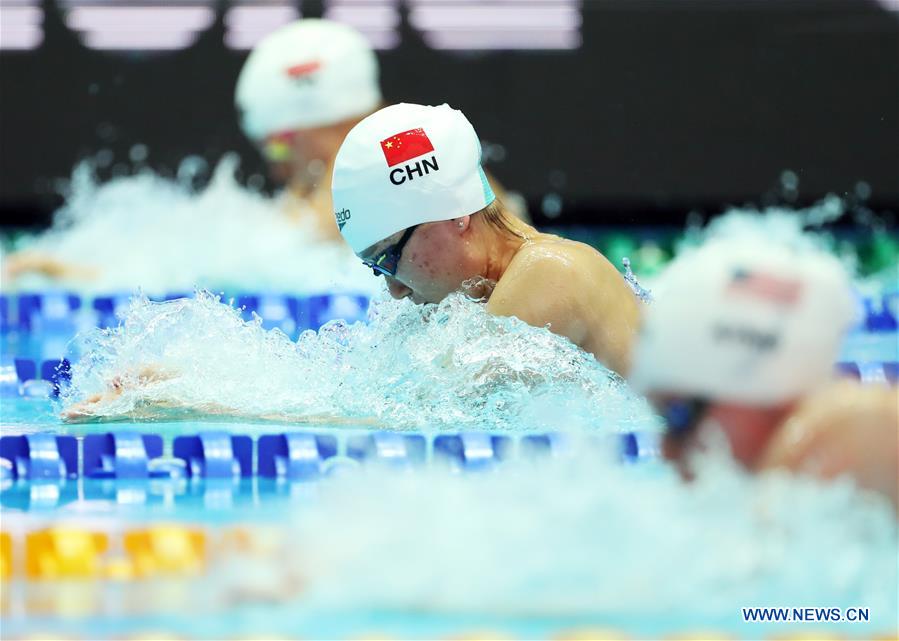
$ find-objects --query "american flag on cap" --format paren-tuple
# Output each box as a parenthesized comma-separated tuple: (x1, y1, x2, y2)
(727, 269, 802, 305)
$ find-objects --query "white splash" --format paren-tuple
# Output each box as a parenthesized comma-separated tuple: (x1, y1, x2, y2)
(8, 155, 381, 296)
(285, 447, 897, 626)
(678, 195, 849, 262)
(62, 291, 657, 431)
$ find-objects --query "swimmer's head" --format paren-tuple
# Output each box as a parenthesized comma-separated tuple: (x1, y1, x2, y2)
(629, 239, 857, 468)
(332, 103, 502, 303)
(629, 239, 856, 406)
(235, 19, 381, 176)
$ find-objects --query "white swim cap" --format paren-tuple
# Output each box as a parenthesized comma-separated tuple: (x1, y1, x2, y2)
(332, 103, 496, 254)
(235, 19, 381, 140)
(629, 240, 856, 405)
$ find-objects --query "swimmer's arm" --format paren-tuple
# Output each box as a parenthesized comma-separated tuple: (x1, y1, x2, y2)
(3, 251, 100, 282)
(758, 385, 899, 509)
(61, 365, 381, 425)
(486, 249, 637, 376)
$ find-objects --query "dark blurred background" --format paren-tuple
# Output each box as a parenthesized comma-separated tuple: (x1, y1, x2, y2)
(1, 0, 897, 229)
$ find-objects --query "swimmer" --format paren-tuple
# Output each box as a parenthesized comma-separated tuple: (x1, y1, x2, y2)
(4, 20, 525, 285)
(237, 19, 528, 240)
(64, 103, 638, 420)
(5, 19, 376, 282)
(235, 19, 383, 241)
(628, 240, 898, 508)
(331, 103, 640, 376)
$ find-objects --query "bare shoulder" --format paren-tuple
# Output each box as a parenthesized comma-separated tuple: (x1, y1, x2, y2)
(490, 238, 596, 307)
(501, 236, 614, 288)
(487, 235, 640, 375)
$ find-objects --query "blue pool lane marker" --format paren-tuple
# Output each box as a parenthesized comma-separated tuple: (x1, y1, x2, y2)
(13, 358, 37, 383)
(1, 292, 374, 338)
(82, 433, 182, 479)
(0, 430, 668, 489)
(433, 433, 512, 471)
(16, 292, 82, 333)
(257, 433, 338, 480)
(237, 295, 300, 333)
(346, 432, 427, 467)
(835, 361, 898, 384)
(0, 434, 78, 481)
(92, 294, 134, 328)
(173, 432, 254, 479)
(9, 357, 71, 397)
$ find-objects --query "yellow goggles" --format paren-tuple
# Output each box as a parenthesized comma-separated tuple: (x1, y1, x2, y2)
(261, 131, 297, 162)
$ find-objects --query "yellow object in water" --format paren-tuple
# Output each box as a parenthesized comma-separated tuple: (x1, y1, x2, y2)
(103, 555, 137, 581)
(124, 525, 206, 577)
(0, 532, 11, 580)
(554, 629, 630, 640)
(25, 528, 108, 579)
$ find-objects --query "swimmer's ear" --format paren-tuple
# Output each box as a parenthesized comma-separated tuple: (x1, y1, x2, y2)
(454, 215, 471, 234)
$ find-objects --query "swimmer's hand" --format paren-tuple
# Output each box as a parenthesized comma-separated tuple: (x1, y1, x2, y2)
(759, 383, 899, 509)
(3, 251, 100, 283)
(62, 365, 383, 426)
(61, 365, 176, 421)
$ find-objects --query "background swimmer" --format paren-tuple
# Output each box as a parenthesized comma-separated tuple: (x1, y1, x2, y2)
(629, 239, 898, 508)
(333, 103, 639, 376)
(3, 19, 527, 287)
(235, 19, 383, 241)
(239, 19, 530, 236)
(3, 19, 375, 284)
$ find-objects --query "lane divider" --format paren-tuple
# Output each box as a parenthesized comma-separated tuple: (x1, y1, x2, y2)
(0, 429, 656, 483)
(0, 292, 372, 336)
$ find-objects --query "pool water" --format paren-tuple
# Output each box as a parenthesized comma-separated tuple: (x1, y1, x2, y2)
(2, 309, 896, 639)
(2, 200, 898, 638)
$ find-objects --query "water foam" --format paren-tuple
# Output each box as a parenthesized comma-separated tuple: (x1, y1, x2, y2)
(678, 195, 847, 258)
(62, 291, 657, 431)
(8, 155, 380, 296)
(287, 447, 897, 625)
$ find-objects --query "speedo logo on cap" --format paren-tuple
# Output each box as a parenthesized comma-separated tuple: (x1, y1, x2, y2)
(380, 128, 439, 186)
(335, 207, 351, 231)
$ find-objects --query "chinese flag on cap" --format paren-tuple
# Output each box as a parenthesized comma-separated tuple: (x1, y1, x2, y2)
(380, 128, 435, 167)
(285, 60, 322, 78)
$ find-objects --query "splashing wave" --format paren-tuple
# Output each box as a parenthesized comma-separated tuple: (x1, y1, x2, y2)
(288, 448, 897, 623)
(9, 155, 380, 295)
(62, 290, 657, 431)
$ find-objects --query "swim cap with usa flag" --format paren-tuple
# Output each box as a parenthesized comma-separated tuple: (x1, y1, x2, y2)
(628, 239, 856, 405)
(332, 103, 496, 254)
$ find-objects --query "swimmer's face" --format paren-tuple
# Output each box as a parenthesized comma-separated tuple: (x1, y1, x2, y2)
(259, 125, 338, 185)
(359, 217, 478, 304)
(650, 394, 779, 475)
(259, 130, 304, 183)
(648, 394, 710, 474)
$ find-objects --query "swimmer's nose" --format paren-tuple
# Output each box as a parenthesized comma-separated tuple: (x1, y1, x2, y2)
(385, 277, 412, 300)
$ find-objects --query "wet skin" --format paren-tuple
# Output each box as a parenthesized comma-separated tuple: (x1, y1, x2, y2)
(656, 381, 899, 509)
(359, 213, 640, 377)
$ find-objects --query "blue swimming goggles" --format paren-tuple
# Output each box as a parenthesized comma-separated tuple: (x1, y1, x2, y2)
(658, 397, 709, 440)
(361, 225, 419, 277)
